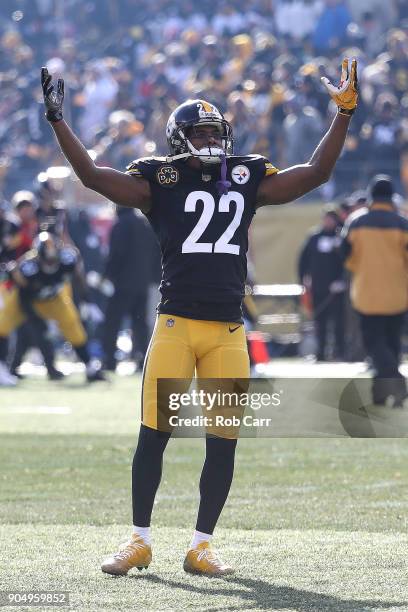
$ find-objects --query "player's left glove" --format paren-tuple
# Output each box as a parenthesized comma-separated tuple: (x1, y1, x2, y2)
(321, 57, 358, 116)
(41, 67, 64, 123)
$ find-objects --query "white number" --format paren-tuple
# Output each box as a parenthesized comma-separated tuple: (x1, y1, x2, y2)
(182, 191, 244, 255)
(214, 193, 244, 255)
(182, 191, 214, 253)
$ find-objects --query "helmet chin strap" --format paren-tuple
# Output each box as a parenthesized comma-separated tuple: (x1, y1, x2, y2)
(165, 152, 191, 162)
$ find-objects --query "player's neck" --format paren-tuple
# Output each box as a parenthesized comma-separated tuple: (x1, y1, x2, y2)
(187, 157, 201, 170)
(187, 158, 222, 172)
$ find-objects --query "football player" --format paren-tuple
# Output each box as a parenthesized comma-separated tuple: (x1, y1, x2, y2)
(0, 231, 105, 383)
(41, 58, 358, 576)
(3, 192, 65, 382)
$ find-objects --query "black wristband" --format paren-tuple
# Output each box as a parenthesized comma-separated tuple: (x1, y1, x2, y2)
(338, 107, 355, 116)
(46, 110, 63, 123)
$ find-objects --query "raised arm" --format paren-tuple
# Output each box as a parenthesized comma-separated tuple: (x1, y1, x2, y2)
(41, 68, 151, 213)
(256, 58, 358, 207)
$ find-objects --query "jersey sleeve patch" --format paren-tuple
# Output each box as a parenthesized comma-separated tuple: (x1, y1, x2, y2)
(265, 161, 279, 177)
(126, 160, 143, 177)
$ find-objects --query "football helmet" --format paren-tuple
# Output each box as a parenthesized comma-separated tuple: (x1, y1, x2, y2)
(166, 99, 233, 164)
(32, 231, 62, 273)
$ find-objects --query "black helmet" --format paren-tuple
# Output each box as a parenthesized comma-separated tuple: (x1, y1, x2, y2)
(32, 231, 62, 270)
(166, 99, 233, 162)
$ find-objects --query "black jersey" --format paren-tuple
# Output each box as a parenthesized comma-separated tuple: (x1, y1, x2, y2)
(17, 246, 78, 300)
(126, 155, 277, 321)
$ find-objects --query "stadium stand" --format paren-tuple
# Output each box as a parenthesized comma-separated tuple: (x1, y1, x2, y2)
(0, 0, 407, 199)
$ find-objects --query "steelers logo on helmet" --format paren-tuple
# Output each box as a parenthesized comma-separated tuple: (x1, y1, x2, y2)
(197, 100, 223, 120)
(231, 165, 250, 185)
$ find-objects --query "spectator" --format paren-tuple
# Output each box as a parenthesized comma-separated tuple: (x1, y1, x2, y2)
(78, 61, 119, 145)
(298, 208, 345, 361)
(96, 111, 148, 170)
(385, 29, 408, 102)
(333, 130, 364, 194)
(337, 191, 367, 362)
(212, 2, 247, 36)
(11, 190, 38, 257)
(102, 207, 159, 372)
(313, 0, 352, 53)
(226, 92, 258, 153)
(347, 0, 397, 32)
(283, 93, 324, 167)
(358, 11, 386, 57)
(361, 93, 403, 187)
(340, 175, 408, 406)
(0, 0, 407, 197)
(275, 0, 323, 42)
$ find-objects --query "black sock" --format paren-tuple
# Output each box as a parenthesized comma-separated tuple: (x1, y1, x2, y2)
(196, 436, 237, 535)
(132, 424, 171, 527)
(74, 343, 90, 365)
(29, 317, 57, 372)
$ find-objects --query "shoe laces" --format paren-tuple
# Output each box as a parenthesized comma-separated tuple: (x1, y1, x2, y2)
(114, 538, 145, 561)
(196, 547, 224, 569)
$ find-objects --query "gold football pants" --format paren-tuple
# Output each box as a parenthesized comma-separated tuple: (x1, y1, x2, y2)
(0, 284, 87, 347)
(142, 314, 250, 438)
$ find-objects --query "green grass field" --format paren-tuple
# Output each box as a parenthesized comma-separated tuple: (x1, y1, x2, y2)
(1, 371, 408, 610)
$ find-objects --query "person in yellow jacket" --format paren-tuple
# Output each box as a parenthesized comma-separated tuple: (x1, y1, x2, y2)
(340, 175, 408, 406)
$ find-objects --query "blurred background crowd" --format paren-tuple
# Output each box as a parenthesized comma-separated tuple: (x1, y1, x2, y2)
(0, 0, 408, 382)
(1, 0, 408, 199)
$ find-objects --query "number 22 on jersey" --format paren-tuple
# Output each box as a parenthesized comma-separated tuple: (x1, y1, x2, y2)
(182, 190, 244, 255)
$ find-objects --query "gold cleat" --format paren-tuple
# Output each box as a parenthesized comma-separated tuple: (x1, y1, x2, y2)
(101, 534, 152, 576)
(183, 541, 234, 577)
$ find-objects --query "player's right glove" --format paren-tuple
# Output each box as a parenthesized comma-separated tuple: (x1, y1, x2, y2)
(321, 57, 358, 116)
(41, 67, 64, 123)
